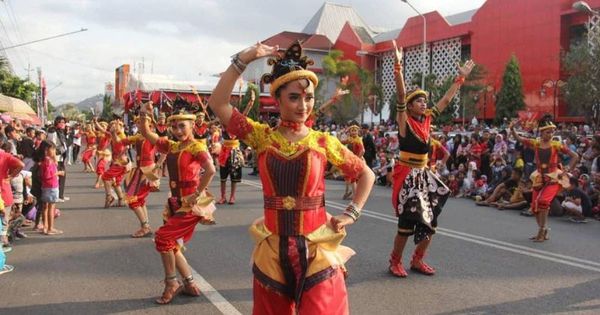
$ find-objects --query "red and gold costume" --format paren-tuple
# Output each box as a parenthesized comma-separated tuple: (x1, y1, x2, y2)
(428, 138, 448, 167)
(522, 138, 571, 213)
(121, 134, 157, 209)
(345, 135, 364, 158)
(218, 133, 243, 182)
(154, 138, 215, 253)
(101, 132, 128, 185)
(81, 130, 97, 164)
(95, 129, 111, 176)
(392, 104, 449, 244)
(227, 108, 364, 315)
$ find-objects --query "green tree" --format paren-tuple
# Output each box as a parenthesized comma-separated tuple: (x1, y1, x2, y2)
(0, 57, 39, 110)
(235, 82, 260, 121)
(459, 64, 488, 123)
(495, 55, 526, 124)
(100, 94, 113, 121)
(321, 50, 359, 123)
(562, 36, 600, 122)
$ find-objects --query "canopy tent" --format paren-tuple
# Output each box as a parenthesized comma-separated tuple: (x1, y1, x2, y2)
(0, 93, 36, 114)
(0, 93, 41, 125)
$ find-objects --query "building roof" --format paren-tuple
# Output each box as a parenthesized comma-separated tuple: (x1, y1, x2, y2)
(262, 31, 332, 51)
(352, 25, 374, 44)
(373, 29, 401, 44)
(444, 9, 477, 25)
(302, 2, 375, 42)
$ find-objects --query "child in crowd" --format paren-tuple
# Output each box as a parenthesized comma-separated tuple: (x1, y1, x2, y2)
(38, 141, 64, 235)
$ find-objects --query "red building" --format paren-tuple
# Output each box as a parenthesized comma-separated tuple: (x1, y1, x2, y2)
(260, 0, 600, 122)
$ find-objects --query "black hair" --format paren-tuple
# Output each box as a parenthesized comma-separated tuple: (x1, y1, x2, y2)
(33, 140, 56, 162)
(569, 177, 579, 187)
(26, 127, 35, 134)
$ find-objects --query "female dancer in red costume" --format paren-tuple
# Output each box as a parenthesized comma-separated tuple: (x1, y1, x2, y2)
(97, 119, 129, 208)
(81, 124, 97, 173)
(341, 124, 364, 200)
(510, 115, 578, 242)
(117, 116, 161, 238)
(209, 41, 374, 315)
(389, 43, 474, 278)
(139, 102, 216, 305)
(93, 120, 111, 189)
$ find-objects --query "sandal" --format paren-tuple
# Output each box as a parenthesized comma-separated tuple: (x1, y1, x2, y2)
(389, 253, 408, 278)
(0, 264, 14, 275)
(182, 275, 202, 297)
(45, 229, 63, 235)
(155, 277, 183, 305)
(104, 195, 115, 209)
(410, 251, 436, 275)
(131, 225, 152, 238)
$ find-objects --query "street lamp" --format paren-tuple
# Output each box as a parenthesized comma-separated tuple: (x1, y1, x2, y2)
(401, 0, 427, 90)
(541, 79, 565, 120)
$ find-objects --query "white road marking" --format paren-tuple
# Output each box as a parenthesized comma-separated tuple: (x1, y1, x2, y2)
(190, 269, 242, 315)
(242, 180, 600, 273)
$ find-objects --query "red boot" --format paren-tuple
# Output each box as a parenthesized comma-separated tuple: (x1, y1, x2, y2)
(410, 250, 436, 276)
(389, 253, 408, 278)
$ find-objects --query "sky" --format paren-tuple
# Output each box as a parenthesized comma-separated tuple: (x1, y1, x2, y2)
(0, 0, 486, 105)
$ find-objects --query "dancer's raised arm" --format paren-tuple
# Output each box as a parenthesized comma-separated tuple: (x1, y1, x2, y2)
(393, 42, 408, 138)
(139, 102, 160, 145)
(435, 60, 475, 113)
(208, 43, 279, 125)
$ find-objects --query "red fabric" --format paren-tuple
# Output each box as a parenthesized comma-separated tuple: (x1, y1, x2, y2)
(123, 136, 156, 167)
(252, 269, 349, 315)
(127, 183, 151, 209)
(97, 133, 110, 151)
(157, 138, 211, 197)
(111, 137, 127, 161)
(531, 183, 560, 213)
(225, 109, 254, 140)
(194, 123, 208, 136)
(407, 115, 431, 142)
(391, 164, 411, 213)
(82, 148, 95, 164)
(469, 143, 482, 168)
(101, 163, 127, 184)
(156, 124, 168, 134)
(154, 212, 202, 252)
(0, 150, 23, 206)
(218, 146, 232, 167)
(85, 133, 96, 145)
(96, 158, 108, 176)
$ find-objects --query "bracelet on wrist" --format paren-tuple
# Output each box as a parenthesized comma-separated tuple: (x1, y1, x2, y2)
(343, 202, 361, 222)
(454, 75, 466, 85)
(343, 212, 358, 222)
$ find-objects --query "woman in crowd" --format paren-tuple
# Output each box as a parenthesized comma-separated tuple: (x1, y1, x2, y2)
(209, 41, 374, 315)
(81, 124, 97, 173)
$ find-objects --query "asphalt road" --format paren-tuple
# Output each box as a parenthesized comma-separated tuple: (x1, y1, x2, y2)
(2, 165, 600, 315)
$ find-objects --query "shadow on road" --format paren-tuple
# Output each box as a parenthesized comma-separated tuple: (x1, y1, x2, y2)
(436, 278, 600, 315)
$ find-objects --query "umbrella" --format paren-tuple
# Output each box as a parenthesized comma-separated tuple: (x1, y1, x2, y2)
(0, 93, 36, 114)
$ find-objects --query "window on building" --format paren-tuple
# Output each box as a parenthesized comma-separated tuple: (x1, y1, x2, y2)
(461, 45, 471, 62)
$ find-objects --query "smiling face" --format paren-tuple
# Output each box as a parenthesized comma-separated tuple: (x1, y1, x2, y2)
(276, 79, 315, 124)
(541, 127, 555, 142)
(169, 119, 193, 141)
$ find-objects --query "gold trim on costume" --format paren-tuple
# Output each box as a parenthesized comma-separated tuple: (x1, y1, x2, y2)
(269, 70, 319, 97)
(167, 114, 196, 122)
(398, 151, 428, 168)
(405, 89, 428, 104)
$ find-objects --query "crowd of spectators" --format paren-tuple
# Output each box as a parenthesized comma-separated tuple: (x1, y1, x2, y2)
(0, 116, 79, 275)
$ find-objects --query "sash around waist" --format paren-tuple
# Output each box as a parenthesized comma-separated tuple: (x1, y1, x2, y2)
(264, 195, 325, 211)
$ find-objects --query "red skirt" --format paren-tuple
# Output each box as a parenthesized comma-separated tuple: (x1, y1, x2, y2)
(531, 183, 560, 213)
(96, 158, 108, 176)
(82, 148, 95, 163)
(124, 167, 152, 209)
(101, 163, 127, 184)
(252, 269, 348, 315)
(154, 212, 201, 253)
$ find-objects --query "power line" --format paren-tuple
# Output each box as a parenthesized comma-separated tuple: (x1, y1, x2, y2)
(22, 46, 113, 73)
(0, 28, 88, 51)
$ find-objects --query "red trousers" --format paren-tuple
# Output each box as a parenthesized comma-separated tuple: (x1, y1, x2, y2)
(127, 183, 151, 209)
(82, 149, 94, 164)
(252, 269, 349, 315)
(96, 158, 107, 176)
(101, 163, 127, 184)
(532, 183, 560, 213)
(155, 212, 201, 253)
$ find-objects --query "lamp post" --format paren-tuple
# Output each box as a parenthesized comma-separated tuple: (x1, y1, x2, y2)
(573, 1, 599, 15)
(541, 79, 565, 120)
(401, 0, 427, 90)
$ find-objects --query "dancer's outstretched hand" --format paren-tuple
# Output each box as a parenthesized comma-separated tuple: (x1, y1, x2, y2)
(331, 214, 355, 232)
(458, 60, 475, 77)
(237, 42, 279, 64)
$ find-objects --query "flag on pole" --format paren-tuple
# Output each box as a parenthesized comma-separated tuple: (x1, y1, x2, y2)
(41, 77, 48, 121)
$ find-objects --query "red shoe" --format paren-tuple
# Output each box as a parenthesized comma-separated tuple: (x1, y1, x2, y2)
(389, 254, 408, 278)
(217, 197, 226, 204)
(410, 251, 436, 276)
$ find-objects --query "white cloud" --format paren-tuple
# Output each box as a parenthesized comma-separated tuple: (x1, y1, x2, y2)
(0, 0, 485, 105)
